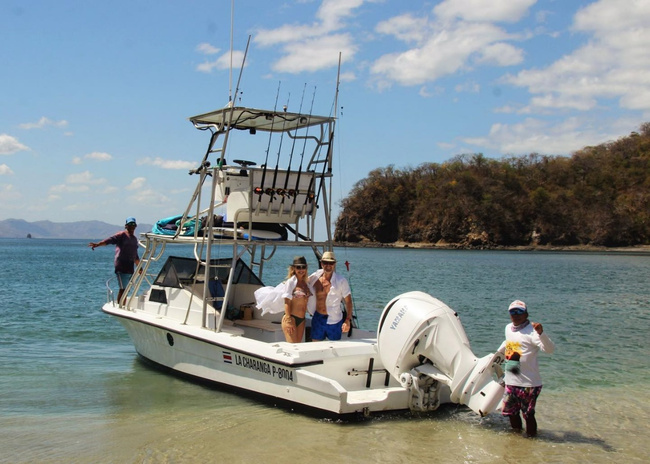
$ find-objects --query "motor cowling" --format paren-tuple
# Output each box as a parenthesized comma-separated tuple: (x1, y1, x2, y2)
(377, 291, 504, 416)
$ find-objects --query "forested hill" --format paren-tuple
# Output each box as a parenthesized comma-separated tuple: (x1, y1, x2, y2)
(335, 123, 650, 248)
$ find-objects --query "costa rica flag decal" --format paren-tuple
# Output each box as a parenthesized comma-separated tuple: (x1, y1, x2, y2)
(223, 351, 233, 364)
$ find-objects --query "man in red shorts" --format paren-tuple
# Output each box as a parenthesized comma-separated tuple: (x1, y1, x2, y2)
(498, 300, 555, 437)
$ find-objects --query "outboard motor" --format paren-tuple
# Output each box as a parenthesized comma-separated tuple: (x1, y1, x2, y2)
(377, 291, 504, 416)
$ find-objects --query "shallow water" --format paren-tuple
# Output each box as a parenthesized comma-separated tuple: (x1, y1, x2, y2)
(1, 239, 649, 463)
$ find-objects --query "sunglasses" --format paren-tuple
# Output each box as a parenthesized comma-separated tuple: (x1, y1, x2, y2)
(321, 261, 335, 265)
(509, 308, 527, 315)
(294, 265, 307, 270)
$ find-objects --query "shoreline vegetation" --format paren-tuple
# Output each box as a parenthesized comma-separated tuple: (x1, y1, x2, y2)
(335, 123, 650, 250)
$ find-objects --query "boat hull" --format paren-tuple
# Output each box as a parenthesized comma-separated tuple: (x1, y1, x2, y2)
(105, 304, 413, 418)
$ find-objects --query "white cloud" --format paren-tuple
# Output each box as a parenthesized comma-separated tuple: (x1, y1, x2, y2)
(50, 183, 90, 194)
(0, 184, 20, 202)
(433, 0, 537, 23)
(573, 0, 648, 32)
(196, 50, 246, 73)
(126, 177, 147, 190)
(0, 164, 14, 175)
(101, 186, 119, 195)
(339, 71, 356, 82)
(503, 0, 650, 112)
(137, 157, 197, 170)
(318, 0, 364, 30)
(85, 151, 112, 161)
(196, 42, 220, 55)
(475, 42, 524, 66)
(66, 171, 106, 185)
(375, 14, 428, 43)
(49, 171, 107, 195)
(460, 117, 632, 155)
(254, 0, 363, 73)
(255, 23, 324, 47)
(418, 86, 441, 98)
(454, 80, 480, 93)
(371, 21, 516, 86)
(370, 0, 532, 89)
(18, 117, 68, 130)
(529, 94, 595, 112)
(437, 141, 456, 150)
(0, 134, 29, 155)
(73, 152, 112, 164)
(272, 34, 356, 73)
(128, 188, 171, 207)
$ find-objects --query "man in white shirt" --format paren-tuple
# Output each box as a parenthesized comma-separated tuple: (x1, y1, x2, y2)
(309, 251, 353, 341)
(498, 300, 555, 437)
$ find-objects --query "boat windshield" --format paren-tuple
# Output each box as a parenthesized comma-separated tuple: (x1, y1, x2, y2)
(153, 256, 264, 288)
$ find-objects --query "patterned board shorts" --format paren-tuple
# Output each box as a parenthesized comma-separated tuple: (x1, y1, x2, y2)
(501, 385, 543, 418)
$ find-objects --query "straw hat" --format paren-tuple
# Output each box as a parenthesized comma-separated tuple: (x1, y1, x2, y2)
(321, 251, 336, 263)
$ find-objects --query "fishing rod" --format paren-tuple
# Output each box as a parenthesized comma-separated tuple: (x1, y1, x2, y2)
(258, 81, 281, 202)
(276, 84, 307, 222)
(312, 53, 341, 211)
(344, 259, 359, 337)
(268, 93, 291, 199)
(292, 86, 317, 207)
(278, 83, 307, 204)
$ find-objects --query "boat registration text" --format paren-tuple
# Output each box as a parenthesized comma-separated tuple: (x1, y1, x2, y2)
(223, 351, 294, 382)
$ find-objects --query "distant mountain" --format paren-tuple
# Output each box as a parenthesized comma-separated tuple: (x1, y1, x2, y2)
(0, 219, 153, 239)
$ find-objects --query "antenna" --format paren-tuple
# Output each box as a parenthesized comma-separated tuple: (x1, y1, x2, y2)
(218, 35, 250, 167)
(229, 0, 234, 102)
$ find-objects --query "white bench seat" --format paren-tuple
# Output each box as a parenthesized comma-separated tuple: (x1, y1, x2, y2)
(233, 318, 283, 331)
(233, 318, 287, 342)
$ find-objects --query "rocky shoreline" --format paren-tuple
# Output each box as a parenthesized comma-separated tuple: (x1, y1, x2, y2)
(334, 241, 650, 253)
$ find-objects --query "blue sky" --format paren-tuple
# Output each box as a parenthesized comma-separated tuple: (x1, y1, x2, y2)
(1, 0, 649, 233)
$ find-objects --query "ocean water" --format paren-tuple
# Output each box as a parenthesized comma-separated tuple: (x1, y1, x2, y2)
(1, 238, 649, 463)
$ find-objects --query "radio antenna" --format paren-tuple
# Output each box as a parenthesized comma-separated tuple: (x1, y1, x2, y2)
(228, 0, 235, 102)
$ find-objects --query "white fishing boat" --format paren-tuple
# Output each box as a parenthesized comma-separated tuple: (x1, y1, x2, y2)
(101, 62, 505, 419)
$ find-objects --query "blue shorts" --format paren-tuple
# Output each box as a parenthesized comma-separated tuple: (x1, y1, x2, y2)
(501, 385, 542, 419)
(310, 312, 343, 341)
(115, 272, 133, 289)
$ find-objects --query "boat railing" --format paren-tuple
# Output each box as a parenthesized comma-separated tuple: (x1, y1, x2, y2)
(120, 235, 168, 309)
(104, 276, 115, 305)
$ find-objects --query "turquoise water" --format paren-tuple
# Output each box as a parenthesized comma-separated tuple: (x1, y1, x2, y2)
(1, 239, 649, 463)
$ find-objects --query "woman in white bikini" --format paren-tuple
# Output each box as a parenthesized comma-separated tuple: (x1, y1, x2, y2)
(281, 256, 313, 343)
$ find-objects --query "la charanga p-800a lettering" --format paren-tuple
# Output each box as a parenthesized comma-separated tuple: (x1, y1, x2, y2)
(223, 351, 294, 382)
